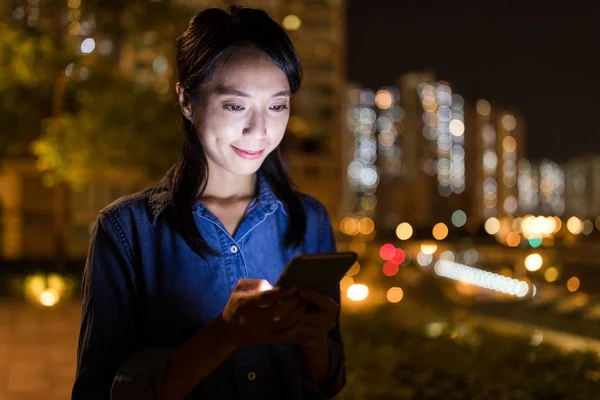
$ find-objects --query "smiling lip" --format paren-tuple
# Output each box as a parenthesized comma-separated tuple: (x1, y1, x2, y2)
(232, 146, 264, 159)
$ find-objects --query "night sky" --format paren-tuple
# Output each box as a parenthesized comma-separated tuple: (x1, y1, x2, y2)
(346, 0, 600, 162)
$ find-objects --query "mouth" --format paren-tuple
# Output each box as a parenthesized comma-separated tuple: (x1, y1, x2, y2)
(231, 146, 265, 160)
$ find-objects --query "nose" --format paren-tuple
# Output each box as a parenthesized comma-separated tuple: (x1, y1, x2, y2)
(243, 110, 267, 139)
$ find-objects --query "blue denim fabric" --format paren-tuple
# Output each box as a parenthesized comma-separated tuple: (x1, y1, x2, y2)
(72, 166, 346, 400)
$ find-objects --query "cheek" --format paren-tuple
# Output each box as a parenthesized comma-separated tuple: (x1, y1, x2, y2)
(268, 115, 289, 142)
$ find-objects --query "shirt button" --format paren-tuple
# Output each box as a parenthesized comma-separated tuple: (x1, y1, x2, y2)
(230, 245, 238, 254)
(247, 371, 257, 381)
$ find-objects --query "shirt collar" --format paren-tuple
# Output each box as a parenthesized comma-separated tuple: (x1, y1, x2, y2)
(148, 164, 281, 224)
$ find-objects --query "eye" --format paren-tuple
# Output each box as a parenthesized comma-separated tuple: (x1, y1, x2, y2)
(270, 104, 289, 111)
(223, 104, 244, 112)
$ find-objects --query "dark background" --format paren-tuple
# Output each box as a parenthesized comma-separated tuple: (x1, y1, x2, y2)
(347, 0, 600, 161)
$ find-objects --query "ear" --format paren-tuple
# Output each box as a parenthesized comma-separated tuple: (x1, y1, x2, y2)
(176, 82, 194, 122)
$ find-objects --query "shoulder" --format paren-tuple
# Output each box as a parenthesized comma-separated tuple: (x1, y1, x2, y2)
(97, 188, 154, 225)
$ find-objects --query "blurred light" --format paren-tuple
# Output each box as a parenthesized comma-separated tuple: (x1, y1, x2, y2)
(434, 260, 529, 297)
(349, 239, 367, 256)
(378, 130, 395, 147)
(347, 284, 369, 301)
(463, 249, 479, 265)
(432, 223, 448, 240)
(340, 217, 359, 235)
(391, 248, 406, 265)
(425, 322, 446, 338)
(152, 56, 168, 74)
(484, 217, 500, 235)
(68, 0, 81, 8)
(420, 243, 438, 255)
(583, 219, 594, 235)
(528, 235, 542, 248)
(506, 231, 521, 247)
(359, 217, 375, 235)
(98, 39, 114, 55)
(553, 216, 562, 233)
(375, 90, 393, 109)
(476, 100, 491, 117)
(81, 38, 96, 54)
(340, 276, 354, 292)
(346, 261, 360, 277)
(12, 6, 25, 20)
(544, 267, 559, 283)
(386, 287, 404, 303)
(396, 222, 413, 240)
(68, 21, 80, 35)
(502, 136, 517, 153)
(500, 268, 513, 278)
(380, 244, 396, 261)
(417, 252, 433, 266)
(449, 120, 465, 136)
(359, 89, 376, 107)
(382, 261, 399, 277)
(567, 217, 583, 234)
(524, 253, 543, 271)
(531, 331, 544, 346)
(282, 15, 301, 31)
(596, 216, 600, 231)
(567, 276, 580, 293)
(65, 63, 75, 77)
(544, 216, 557, 235)
(504, 196, 518, 215)
(451, 210, 467, 227)
(502, 114, 517, 131)
(39, 288, 60, 307)
(360, 194, 377, 211)
(440, 250, 455, 262)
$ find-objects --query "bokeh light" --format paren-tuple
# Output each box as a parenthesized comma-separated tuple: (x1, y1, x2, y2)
(359, 217, 375, 235)
(484, 217, 500, 235)
(39, 288, 60, 307)
(528, 235, 542, 248)
(420, 243, 438, 255)
(340, 217, 360, 235)
(506, 231, 521, 247)
(386, 287, 404, 303)
(432, 223, 449, 240)
(396, 222, 413, 240)
(524, 253, 543, 271)
(567, 217, 583, 234)
(391, 248, 406, 265)
(582, 219, 594, 235)
(340, 276, 354, 292)
(567, 277, 580, 293)
(544, 267, 559, 283)
(375, 90, 393, 109)
(282, 14, 301, 30)
(382, 261, 399, 277)
(80, 38, 95, 54)
(502, 114, 517, 131)
(451, 210, 467, 227)
(417, 252, 433, 266)
(476, 99, 491, 116)
(380, 243, 396, 260)
(347, 284, 369, 301)
(502, 136, 517, 153)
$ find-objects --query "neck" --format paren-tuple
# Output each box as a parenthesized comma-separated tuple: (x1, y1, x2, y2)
(201, 158, 257, 201)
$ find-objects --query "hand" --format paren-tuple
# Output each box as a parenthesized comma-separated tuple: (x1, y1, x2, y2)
(296, 289, 339, 348)
(221, 279, 308, 348)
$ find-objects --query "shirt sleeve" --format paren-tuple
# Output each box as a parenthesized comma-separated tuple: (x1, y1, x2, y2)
(302, 209, 347, 399)
(72, 212, 170, 400)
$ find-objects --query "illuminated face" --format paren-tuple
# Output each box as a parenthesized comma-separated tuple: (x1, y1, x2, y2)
(179, 50, 291, 177)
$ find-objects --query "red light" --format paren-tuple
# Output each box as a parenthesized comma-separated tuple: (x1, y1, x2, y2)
(391, 248, 405, 265)
(382, 261, 399, 277)
(380, 244, 396, 260)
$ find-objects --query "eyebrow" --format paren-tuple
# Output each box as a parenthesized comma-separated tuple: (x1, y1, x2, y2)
(214, 85, 290, 98)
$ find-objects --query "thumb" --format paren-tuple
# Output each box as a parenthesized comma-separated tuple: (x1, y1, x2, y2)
(234, 278, 273, 293)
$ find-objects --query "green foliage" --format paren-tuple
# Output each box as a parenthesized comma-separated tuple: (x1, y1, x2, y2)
(339, 308, 600, 399)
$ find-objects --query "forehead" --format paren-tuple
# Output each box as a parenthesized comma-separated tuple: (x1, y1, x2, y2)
(208, 51, 290, 93)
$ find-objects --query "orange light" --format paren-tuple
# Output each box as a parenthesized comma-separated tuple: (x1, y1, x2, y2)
(432, 222, 449, 240)
(567, 276, 580, 293)
(506, 231, 521, 247)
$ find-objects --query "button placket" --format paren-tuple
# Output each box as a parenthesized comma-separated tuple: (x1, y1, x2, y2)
(230, 245, 238, 254)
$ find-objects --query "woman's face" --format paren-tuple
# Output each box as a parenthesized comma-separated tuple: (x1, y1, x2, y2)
(179, 50, 291, 177)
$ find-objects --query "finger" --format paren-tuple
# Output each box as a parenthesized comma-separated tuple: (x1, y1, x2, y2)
(237, 286, 297, 312)
(298, 289, 338, 310)
(234, 278, 272, 293)
(271, 296, 303, 319)
(272, 303, 308, 331)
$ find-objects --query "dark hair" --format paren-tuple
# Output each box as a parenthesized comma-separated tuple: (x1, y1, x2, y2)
(171, 6, 306, 256)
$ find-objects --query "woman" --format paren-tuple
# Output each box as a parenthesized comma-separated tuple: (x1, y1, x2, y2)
(72, 6, 346, 400)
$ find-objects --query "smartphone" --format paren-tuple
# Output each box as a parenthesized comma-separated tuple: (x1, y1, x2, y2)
(275, 252, 358, 294)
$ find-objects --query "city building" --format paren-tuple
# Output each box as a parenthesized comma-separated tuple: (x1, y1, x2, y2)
(564, 155, 600, 218)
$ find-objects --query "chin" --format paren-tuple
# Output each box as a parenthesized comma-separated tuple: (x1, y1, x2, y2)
(228, 159, 265, 176)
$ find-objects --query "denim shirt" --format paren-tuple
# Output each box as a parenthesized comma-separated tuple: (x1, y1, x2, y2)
(72, 166, 346, 400)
